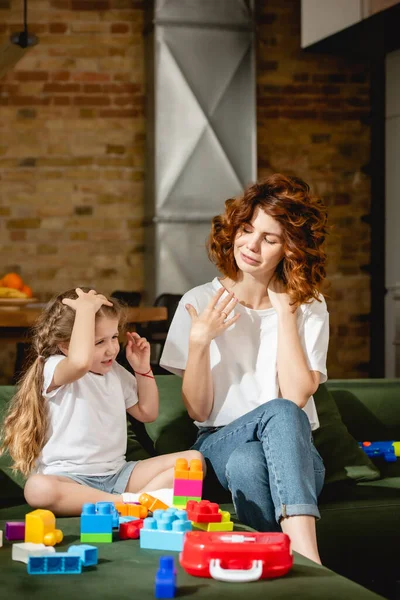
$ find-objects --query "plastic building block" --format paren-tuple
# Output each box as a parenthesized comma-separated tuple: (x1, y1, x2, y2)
(155, 556, 177, 599)
(173, 479, 202, 498)
(173, 459, 203, 510)
(114, 502, 148, 519)
(25, 510, 63, 546)
(80, 503, 113, 542)
(139, 493, 169, 512)
(174, 458, 190, 480)
(186, 501, 222, 523)
(28, 553, 82, 575)
(68, 545, 98, 567)
(119, 519, 144, 540)
(173, 458, 203, 481)
(119, 516, 139, 524)
(193, 511, 233, 532)
(140, 508, 192, 552)
(5, 521, 25, 541)
(12, 543, 56, 564)
(172, 496, 187, 509)
(96, 502, 119, 528)
(81, 533, 112, 543)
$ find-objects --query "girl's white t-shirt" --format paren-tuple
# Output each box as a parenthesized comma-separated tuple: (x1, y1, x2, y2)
(160, 277, 329, 431)
(37, 355, 138, 476)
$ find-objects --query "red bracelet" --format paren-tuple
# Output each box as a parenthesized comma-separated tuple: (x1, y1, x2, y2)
(135, 368, 155, 379)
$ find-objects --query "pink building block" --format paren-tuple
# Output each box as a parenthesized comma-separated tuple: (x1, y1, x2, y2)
(173, 479, 202, 498)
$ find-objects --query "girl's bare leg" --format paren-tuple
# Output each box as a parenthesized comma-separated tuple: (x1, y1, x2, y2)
(24, 474, 123, 517)
(280, 515, 322, 565)
(124, 450, 205, 492)
(24, 450, 204, 516)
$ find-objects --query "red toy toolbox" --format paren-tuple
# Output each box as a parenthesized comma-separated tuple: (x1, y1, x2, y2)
(180, 531, 293, 583)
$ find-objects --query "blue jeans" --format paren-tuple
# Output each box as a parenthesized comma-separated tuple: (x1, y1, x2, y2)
(191, 399, 325, 532)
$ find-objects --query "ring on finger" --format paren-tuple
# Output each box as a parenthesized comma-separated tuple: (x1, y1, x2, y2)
(221, 311, 228, 319)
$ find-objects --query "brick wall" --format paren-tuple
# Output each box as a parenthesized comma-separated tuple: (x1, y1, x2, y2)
(256, 0, 371, 378)
(0, 0, 371, 382)
(0, 0, 145, 383)
(0, 0, 145, 299)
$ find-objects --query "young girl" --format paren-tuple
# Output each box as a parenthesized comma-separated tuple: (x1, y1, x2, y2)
(1, 287, 204, 516)
(160, 174, 329, 564)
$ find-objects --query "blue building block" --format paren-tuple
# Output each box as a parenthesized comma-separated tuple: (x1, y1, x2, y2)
(28, 554, 82, 575)
(68, 545, 98, 567)
(80, 503, 113, 535)
(96, 502, 119, 528)
(119, 516, 139, 525)
(155, 556, 176, 599)
(140, 508, 192, 552)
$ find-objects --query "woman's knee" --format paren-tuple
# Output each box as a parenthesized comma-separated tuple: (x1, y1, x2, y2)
(24, 474, 59, 508)
(225, 442, 266, 487)
(263, 398, 309, 426)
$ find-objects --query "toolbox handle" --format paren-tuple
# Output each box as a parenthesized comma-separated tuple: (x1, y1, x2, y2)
(209, 559, 263, 582)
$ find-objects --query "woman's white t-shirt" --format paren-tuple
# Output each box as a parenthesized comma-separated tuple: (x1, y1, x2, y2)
(160, 277, 329, 431)
(37, 355, 138, 476)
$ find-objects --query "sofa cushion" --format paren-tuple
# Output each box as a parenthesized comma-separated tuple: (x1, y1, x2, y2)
(313, 384, 380, 484)
(145, 375, 197, 454)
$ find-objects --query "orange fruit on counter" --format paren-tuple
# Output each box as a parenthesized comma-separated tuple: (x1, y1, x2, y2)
(21, 284, 33, 298)
(2, 272, 24, 290)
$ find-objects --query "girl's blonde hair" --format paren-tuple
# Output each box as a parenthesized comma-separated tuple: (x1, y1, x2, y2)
(0, 288, 125, 477)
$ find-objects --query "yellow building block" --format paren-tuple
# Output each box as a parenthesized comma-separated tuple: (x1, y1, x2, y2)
(188, 459, 203, 480)
(192, 509, 233, 532)
(174, 457, 204, 480)
(114, 502, 148, 519)
(194, 521, 234, 532)
(25, 509, 63, 546)
(174, 458, 190, 480)
(139, 493, 169, 512)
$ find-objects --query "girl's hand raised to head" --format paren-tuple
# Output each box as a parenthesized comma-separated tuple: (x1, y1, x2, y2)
(126, 332, 151, 373)
(267, 276, 295, 315)
(186, 288, 240, 346)
(62, 288, 113, 313)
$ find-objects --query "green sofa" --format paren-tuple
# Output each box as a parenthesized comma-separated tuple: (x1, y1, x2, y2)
(0, 377, 399, 600)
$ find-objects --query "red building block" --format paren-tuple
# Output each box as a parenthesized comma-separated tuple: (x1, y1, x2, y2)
(186, 500, 222, 523)
(119, 519, 144, 540)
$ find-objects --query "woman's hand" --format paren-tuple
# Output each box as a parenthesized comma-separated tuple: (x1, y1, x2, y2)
(267, 277, 295, 315)
(126, 331, 151, 373)
(62, 288, 113, 313)
(186, 288, 240, 346)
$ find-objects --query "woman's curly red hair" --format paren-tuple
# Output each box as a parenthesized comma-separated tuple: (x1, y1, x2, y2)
(208, 173, 328, 308)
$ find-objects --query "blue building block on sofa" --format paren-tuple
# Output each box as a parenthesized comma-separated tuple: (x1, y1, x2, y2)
(155, 556, 176, 598)
(140, 508, 192, 552)
(68, 545, 98, 567)
(28, 554, 82, 575)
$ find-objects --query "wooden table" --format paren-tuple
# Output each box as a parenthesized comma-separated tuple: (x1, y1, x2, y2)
(0, 306, 167, 343)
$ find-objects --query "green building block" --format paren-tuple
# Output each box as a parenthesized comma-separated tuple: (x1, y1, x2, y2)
(80, 533, 112, 543)
(172, 495, 187, 508)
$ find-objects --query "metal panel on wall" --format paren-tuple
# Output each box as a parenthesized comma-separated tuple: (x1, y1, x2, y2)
(144, 0, 256, 300)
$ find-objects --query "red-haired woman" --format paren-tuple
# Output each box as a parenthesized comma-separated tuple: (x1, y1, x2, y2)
(160, 174, 329, 564)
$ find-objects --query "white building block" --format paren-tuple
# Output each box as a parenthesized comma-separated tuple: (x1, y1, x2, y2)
(12, 542, 56, 564)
